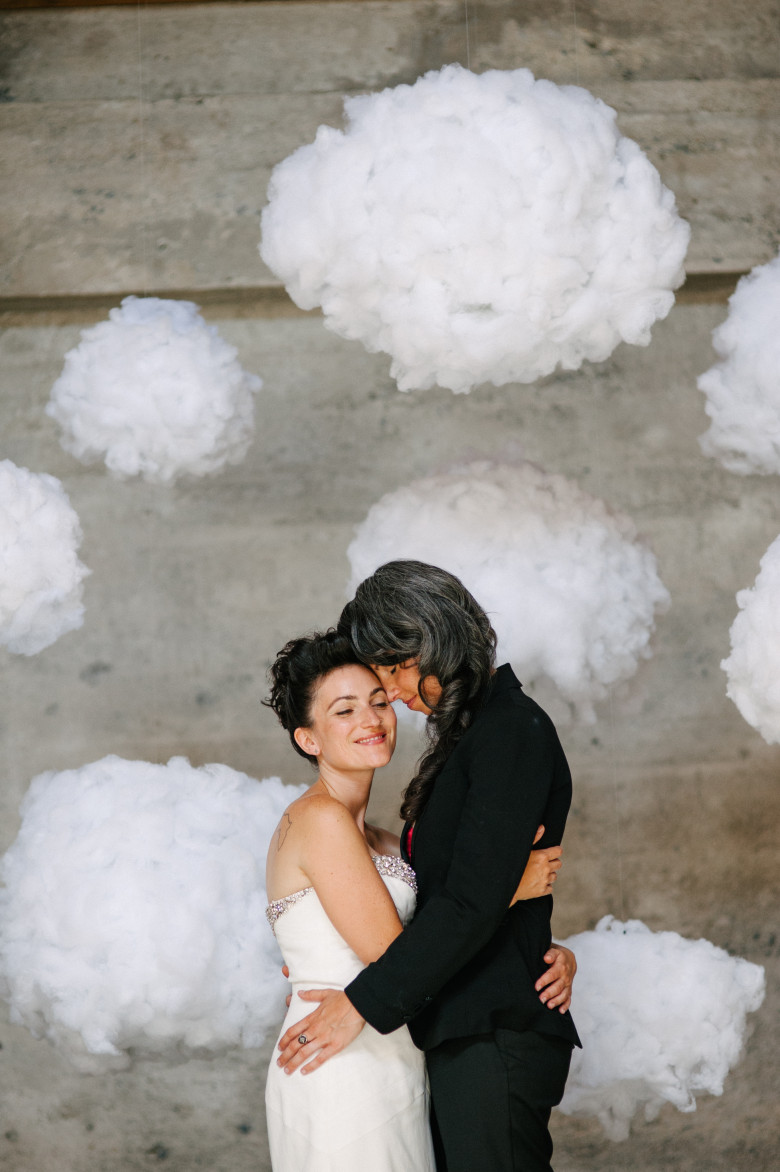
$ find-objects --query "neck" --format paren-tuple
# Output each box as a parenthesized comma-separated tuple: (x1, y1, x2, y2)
(312, 760, 374, 828)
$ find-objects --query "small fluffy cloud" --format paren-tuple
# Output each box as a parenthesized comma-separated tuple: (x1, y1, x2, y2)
(347, 461, 669, 718)
(261, 64, 689, 393)
(0, 757, 306, 1070)
(721, 534, 780, 742)
(559, 916, 765, 1140)
(0, 460, 89, 655)
(47, 297, 262, 484)
(698, 253, 780, 475)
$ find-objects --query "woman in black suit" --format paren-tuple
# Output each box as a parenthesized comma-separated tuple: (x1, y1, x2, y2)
(276, 560, 580, 1172)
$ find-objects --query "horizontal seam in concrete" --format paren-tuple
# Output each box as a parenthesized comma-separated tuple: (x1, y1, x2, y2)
(0, 285, 318, 325)
(0, 273, 744, 326)
(0, 0, 389, 9)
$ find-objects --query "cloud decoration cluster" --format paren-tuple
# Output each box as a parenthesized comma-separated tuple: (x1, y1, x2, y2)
(0, 757, 305, 1071)
(347, 461, 670, 718)
(47, 297, 262, 484)
(698, 252, 780, 475)
(0, 460, 89, 655)
(721, 534, 780, 743)
(261, 64, 689, 393)
(558, 916, 765, 1141)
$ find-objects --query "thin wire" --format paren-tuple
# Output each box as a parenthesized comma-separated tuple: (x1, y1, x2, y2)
(563, 0, 626, 921)
(135, 1, 149, 295)
(606, 689, 627, 921)
(464, 0, 471, 70)
(569, 0, 581, 85)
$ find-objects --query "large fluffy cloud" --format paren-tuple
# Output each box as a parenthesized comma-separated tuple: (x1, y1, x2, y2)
(347, 461, 670, 718)
(261, 64, 689, 393)
(698, 252, 780, 475)
(721, 534, 780, 742)
(0, 460, 89, 655)
(0, 757, 306, 1070)
(558, 917, 765, 1140)
(47, 297, 262, 484)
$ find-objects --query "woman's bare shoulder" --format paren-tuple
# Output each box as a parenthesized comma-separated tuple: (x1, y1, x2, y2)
(277, 789, 366, 848)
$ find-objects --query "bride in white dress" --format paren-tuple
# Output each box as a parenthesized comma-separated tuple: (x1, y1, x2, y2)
(262, 632, 563, 1171)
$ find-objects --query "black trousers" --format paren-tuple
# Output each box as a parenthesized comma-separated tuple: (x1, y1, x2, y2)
(425, 1029, 573, 1172)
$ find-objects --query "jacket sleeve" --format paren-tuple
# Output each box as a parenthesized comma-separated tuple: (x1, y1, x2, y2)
(345, 700, 558, 1034)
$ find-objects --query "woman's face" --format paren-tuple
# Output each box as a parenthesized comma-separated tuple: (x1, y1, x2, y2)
(294, 664, 397, 772)
(370, 660, 442, 716)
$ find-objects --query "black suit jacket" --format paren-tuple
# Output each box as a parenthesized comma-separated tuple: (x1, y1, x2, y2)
(346, 664, 580, 1050)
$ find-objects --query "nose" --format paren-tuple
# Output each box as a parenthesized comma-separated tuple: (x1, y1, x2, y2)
(384, 681, 401, 702)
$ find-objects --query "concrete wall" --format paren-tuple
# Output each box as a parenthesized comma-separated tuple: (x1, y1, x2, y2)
(0, 3, 778, 1169)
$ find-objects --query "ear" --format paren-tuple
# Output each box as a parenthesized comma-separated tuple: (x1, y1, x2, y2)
(294, 726, 320, 758)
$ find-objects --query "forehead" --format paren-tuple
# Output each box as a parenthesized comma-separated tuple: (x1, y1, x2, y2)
(312, 662, 382, 704)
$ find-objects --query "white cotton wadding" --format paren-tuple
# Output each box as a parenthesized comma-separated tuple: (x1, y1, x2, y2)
(698, 252, 780, 475)
(261, 64, 689, 393)
(558, 917, 765, 1141)
(721, 533, 780, 742)
(46, 297, 262, 484)
(0, 757, 306, 1071)
(0, 460, 89, 655)
(347, 461, 670, 718)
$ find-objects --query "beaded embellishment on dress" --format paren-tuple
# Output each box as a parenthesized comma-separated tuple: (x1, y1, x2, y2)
(266, 854, 416, 933)
(371, 854, 417, 893)
(266, 886, 314, 930)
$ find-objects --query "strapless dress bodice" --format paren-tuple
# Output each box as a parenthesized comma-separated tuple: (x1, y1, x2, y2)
(266, 855, 417, 989)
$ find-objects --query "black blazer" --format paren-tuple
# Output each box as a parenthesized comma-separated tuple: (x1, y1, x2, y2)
(346, 664, 580, 1050)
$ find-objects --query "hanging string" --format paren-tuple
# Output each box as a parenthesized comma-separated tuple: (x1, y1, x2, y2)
(135, 1, 149, 296)
(562, 0, 625, 922)
(606, 691, 627, 921)
(569, 0, 581, 85)
(464, 0, 471, 70)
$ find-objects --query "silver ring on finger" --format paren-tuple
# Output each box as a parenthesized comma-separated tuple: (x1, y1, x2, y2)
(298, 1034, 308, 1045)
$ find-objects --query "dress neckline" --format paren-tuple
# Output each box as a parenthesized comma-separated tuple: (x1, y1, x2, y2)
(266, 853, 417, 932)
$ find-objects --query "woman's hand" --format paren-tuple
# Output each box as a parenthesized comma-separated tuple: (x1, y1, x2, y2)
(510, 825, 563, 903)
(535, 944, 576, 1013)
(277, 989, 365, 1074)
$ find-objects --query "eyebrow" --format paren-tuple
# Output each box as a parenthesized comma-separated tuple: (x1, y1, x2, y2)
(327, 686, 385, 711)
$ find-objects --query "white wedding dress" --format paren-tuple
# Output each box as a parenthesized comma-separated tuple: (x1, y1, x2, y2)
(265, 855, 435, 1171)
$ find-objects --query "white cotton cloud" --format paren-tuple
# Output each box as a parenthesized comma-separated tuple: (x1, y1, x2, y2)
(0, 757, 306, 1071)
(721, 534, 780, 742)
(261, 64, 689, 393)
(558, 916, 765, 1140)
(698, 252, 780, 475)
(347, 461, 670, 718)
(47, 297, 262, 484)
(0, 460, 89, 655)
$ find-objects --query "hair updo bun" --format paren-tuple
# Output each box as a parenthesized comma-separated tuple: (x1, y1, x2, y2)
(263, 630, 361, 763)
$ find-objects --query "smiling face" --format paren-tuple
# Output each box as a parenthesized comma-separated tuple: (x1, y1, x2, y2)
(293, 663, 397, 773)
(369, 660, 443, 716)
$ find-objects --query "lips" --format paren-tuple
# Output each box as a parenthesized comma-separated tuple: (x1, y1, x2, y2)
(355, 733, 386, 745)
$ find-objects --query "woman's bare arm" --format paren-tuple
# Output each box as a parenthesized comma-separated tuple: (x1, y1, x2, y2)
(279, 795, 404, 967)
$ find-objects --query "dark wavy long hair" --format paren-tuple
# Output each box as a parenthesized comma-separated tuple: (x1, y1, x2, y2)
(263, 630, 362, 764)
(338, 560, 496, 822)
